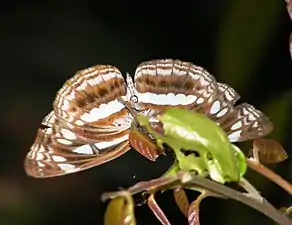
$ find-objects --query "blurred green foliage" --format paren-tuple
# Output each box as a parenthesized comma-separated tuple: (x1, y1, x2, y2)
(217, 0, 283, 92)
(262, 90, 292, 142)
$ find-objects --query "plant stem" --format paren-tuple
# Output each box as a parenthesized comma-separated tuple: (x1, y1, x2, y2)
(102, 172, 292, 225)
(247, 158, 292, 195)
(147, 193, 172, 225)
(183, 175, 292, 225)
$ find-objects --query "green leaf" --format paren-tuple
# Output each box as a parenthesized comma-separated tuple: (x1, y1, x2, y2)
(136, 108, 245, 184)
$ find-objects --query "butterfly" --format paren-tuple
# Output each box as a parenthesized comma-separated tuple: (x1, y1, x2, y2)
(24, 59, 274, 178)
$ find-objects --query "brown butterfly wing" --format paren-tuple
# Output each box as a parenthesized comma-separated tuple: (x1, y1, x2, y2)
(25, 65, 133, 178)
(25, 111, 131, 178)
(217, 103, 274, 142)
(202, 83, 273, 142)
(133, 59, 219, 113)
(133, 59, 273, 142)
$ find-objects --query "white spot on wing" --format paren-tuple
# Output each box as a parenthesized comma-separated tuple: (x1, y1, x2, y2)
(183, 95, 197, 105)
(248, 113, 257, 121)
(228, 130, 242, 142)
(139, 92, 198, 106)
(57, 139, 73, 145)
(231, 121, 242, 130)
(210, 101, 221, 114)
(36, 153, 44, 160)
(197, 97, 204, 104)
(72, 134, 129, 155)
(94, 134, 129, 149)
(157, 68, 172, 76)
(37, 162, 45, 167)
(75, 81, 88, 91)
(72, 145, 93, 155)
(38, 146, 46, 153)
(61, 129, 77, 140)
(217, 108, 228, 118)
(75, 120, 85, 126)
(86, 76, 104, 87)
(58, 164, 77, 173)
(61, 100, 71, 111)
(52, 155, 67, 162)
(80, 99, 125, 122)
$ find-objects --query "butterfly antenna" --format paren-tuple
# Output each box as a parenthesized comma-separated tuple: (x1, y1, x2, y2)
(117, 97, 138, 119)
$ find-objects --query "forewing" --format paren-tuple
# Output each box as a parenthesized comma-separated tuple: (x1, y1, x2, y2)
(25, 111, 131, 178)
(217, 103, 274, 142)
(53, 65, 133, 138)
(25, 64, 137, 178)
(133, 59, 219, 114)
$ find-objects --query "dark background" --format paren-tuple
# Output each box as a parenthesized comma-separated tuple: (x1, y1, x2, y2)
(1, 0, 292, 225)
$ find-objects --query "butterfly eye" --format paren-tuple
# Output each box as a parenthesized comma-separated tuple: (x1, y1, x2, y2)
(130, 95, 139, 104)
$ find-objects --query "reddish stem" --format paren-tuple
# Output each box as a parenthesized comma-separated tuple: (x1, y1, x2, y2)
(247, 158, 292, 195)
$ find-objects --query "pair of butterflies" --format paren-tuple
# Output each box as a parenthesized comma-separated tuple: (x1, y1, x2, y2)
(24, 59, 273, 178)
